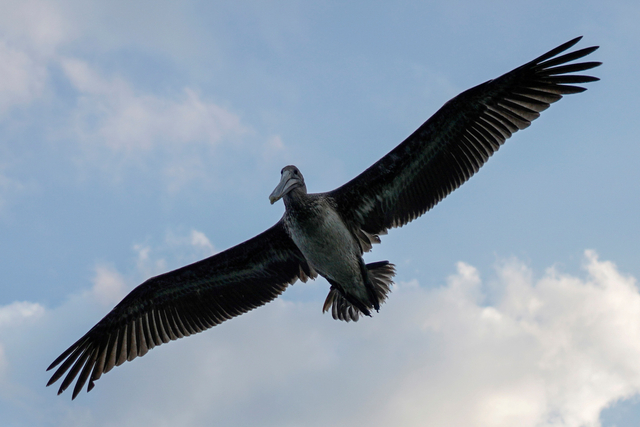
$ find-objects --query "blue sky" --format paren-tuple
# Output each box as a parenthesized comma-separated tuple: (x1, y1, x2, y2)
(1, 0, 639, 426)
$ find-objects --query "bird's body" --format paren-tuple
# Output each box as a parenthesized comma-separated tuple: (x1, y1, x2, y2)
(47, 37, 601, 399)
(279, 179, 393, 320)
(284, 195, 357, 290)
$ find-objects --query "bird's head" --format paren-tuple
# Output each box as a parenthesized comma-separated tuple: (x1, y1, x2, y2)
(269, 165, 306, 204)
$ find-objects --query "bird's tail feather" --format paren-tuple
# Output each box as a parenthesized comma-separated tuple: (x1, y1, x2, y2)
(322, 261, 396, 322)
(366, 261, 396, 307)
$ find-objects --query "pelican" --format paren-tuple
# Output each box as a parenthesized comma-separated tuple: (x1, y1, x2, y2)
(47, 37, 600, 399)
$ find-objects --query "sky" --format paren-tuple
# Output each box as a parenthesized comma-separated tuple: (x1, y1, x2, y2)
(1, 0, 639, 426)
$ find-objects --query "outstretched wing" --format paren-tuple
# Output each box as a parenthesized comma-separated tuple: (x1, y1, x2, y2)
(47, 220, 313, 399)
(329, 37, 600, 235)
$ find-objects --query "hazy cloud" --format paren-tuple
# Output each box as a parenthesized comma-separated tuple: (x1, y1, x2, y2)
(0, 0, 69, 56)
(263, 134, 286, 161)
(0, 169, 31, 214)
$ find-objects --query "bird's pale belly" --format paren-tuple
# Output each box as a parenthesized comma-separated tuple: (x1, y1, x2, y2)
(287, 208, 362, 289)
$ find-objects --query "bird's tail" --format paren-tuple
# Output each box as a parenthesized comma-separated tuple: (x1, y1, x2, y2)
(365, 261, 396, 309)
(322, 261, 396, 322)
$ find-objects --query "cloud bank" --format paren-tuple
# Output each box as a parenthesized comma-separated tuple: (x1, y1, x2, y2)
(1, 249, 639, 426)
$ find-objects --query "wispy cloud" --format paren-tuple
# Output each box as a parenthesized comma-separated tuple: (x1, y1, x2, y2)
(0, 0, 70, 113)
(0, 40, 47, 113)
(0, 0, 255, 194)
(61, 57, 248, 153)
(58, 57, 252, 190)
(132, 228, 217, 279)
(0, 169, 31, 214)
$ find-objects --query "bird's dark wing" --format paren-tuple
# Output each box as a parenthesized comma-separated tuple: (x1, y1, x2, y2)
(46, 220, 313, 399)
(329, 37, 600, 235)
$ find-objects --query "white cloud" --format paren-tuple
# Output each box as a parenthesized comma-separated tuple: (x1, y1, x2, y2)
(91, 265, 127, 307)
(130, 228, 216, 280)
(133, 243, 167, 279)
(366, 251, 640, 427)
(120, 250, 639, 427)
(3, 251, 640, 427)
(0, 301, 45, 327)
(190, 229, 215, 254)
(0, 301, 45, 399)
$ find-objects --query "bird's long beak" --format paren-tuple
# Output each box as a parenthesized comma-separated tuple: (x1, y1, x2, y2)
(269, 170, 297, 204)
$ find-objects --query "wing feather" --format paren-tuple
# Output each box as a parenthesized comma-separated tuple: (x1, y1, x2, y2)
(47, 220, 310, 399)
(329, 37, 600, 235)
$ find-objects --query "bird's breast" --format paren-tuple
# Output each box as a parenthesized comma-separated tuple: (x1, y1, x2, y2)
(285, 200, 361, 283)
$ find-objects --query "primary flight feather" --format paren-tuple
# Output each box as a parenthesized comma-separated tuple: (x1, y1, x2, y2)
(47, 37, 601, 399)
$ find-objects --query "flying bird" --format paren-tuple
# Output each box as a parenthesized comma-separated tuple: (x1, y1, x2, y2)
(47, 37, 601, 399)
